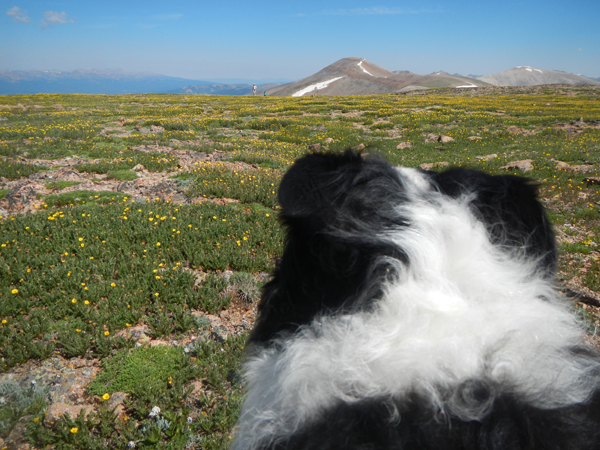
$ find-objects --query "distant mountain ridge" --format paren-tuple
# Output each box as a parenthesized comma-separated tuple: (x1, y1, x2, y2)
(476, 66, 600, 87)
(0, 69, 282, 95)
(176, 83, 279, 96)
(0, 60, 598, 96)
(267, 58, 599, 97)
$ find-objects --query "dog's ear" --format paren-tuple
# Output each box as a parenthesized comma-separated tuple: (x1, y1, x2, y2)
(432, 169, 557, 272)
(278, 150, 364, 219)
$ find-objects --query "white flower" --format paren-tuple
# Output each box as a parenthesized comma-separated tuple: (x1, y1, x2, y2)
(127, 441, 136, 448)
(149, 406, 161, 418)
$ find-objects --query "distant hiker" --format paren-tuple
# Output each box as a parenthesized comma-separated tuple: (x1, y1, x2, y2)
(263, 91, 267, 96)
(252, 84, 257, 95)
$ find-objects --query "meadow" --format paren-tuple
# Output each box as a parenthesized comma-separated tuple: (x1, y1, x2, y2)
(0, 85, 599, 449)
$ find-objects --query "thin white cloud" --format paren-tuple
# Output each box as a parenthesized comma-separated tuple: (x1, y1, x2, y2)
(40, 10, 74, 28)
(319, 7, 441, 16)
(7, 6, 30, 23)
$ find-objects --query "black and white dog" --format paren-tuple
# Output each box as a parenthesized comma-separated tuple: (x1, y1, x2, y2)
(233, 150, 600, 450)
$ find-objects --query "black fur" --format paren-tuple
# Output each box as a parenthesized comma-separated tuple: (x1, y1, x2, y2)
(267, 391, 600, 450)
(250, 150, 409, 344)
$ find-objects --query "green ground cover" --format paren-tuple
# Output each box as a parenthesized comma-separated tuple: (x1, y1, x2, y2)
(0, 86, 599, 449)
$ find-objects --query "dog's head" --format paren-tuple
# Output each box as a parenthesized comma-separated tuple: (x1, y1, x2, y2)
(232, 151, 599, 450)
(249, 150, 556, 346)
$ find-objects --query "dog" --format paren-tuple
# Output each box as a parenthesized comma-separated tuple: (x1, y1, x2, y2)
(232, 150, 600, 450)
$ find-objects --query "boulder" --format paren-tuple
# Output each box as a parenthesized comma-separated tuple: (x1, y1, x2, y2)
(45, 403, 95, 426)
(500, 159, 534, 172)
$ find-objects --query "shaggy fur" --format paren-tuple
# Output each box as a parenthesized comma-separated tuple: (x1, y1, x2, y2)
(232, 150, 600, 450)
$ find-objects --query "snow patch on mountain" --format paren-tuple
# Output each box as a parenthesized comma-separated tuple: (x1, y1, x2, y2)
(292, 76, 344, 97)
(358, 61, 374, 77)
(517, 66, 543, 73)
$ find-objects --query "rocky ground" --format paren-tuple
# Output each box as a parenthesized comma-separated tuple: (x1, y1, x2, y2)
(0, 146, 246, 217)
(0, 277, 260, 450)
(0, 143, 266, 449)
(1, 128, 600, 449)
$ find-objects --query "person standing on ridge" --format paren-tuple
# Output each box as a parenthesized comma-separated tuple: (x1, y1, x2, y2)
(252, 84, 257, 95)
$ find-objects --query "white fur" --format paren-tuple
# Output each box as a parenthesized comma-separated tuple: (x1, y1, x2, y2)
(233, 168, 599, 450)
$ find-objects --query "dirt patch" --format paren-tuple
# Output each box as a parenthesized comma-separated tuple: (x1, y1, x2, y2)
(0, 147, 247, 216)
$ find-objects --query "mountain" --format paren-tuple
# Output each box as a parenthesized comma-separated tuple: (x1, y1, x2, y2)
(0, 69, 282, 95)
(171, 83, 280, 96)
(477, 66, 600, 87)
(2, 63, 597, 96)
(266, 57, 489, 97)
(0, 69, 210, 94)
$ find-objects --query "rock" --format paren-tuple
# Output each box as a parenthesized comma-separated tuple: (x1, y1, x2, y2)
(134, 126, 152, 135)
(132, 164, 146, 172)
(420, 162, 449, 170)
(351, 143, 366, 151)
(422, 132, 438, 143)
(150, 125, 165, 133)
(583, 177, 600, 186)
(115, 324, 151, 340)
(6, 185, 37, 210)
(396, 142, 411, 150)
(556, 161, 595, 173)
(3, 415, 32, 450)
(324, 138, 334, 144)
(107, 392, 128, 417)
(438, 135, 454, 143)
(45, 403, 95, 426)
(468, 136, 483, 141)
(506, 126, 537, 136)
(475, 154, 498, 161)
(53, 168, 85, 182)
(308, 143, 321, 151)
(500, 159, 534, 172)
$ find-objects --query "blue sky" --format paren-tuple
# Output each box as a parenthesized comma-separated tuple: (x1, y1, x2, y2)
(2, 0, 599, 81)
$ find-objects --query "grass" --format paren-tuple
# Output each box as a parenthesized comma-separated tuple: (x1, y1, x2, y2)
(42, 190, 130, 207)
(0, 159, 47, 179)
(186, 163, 281, 208)
(0, 86, 599, 448)
(106, 170, 138, 181)
(44, 181, 83, 191)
